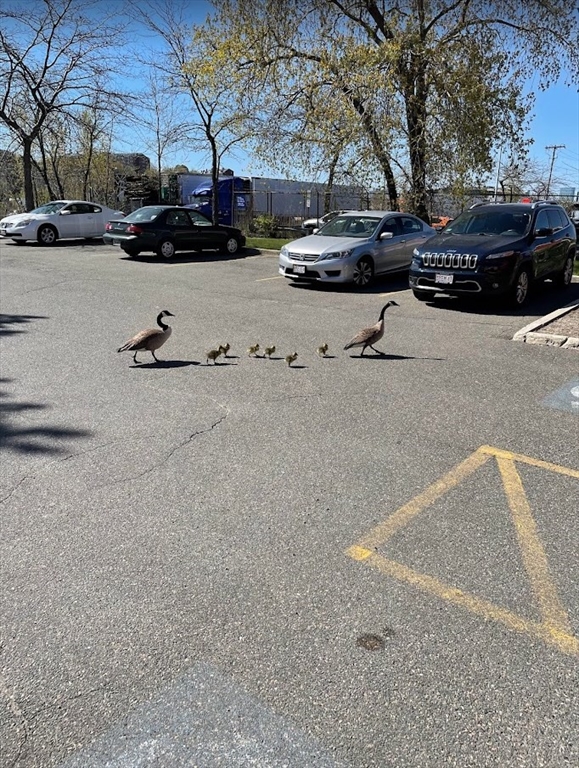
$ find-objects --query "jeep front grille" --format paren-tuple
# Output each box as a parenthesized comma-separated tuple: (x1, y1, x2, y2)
(422, 252, 478, 270)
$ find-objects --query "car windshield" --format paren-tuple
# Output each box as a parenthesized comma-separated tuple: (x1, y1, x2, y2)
(124, 207, 165, 222)
(317, 215, 381, 237)
(445, 209, 530, 236)
(30, 202, 67, 215)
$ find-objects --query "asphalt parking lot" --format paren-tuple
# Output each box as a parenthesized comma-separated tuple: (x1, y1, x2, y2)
(1, 239, 578, 767)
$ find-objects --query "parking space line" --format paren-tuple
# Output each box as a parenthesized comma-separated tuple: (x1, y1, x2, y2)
(497, 457, 573, 635)
(256, 276, 284, 282)
(346, 445, 579, 657)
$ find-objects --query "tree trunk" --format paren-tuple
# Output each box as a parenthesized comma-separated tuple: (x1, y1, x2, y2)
(402, 51, 429, 222)
(324, 151, 339, 213)
(349, 94, 398, 210)
(209, 136, 220, 226)
(22, 138, 35, 211)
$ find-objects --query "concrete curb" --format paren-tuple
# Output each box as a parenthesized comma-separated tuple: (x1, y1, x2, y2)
(513, 295, 579, 349)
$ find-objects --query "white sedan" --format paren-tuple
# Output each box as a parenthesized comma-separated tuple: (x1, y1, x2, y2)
(0, 200, 125, 245)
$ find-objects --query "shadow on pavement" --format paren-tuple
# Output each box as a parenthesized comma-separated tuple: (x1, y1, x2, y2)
(129, 360, 200, 369)
(0, 383, 91, 455)
(0, 313, 49, 336)
(418, 281, 579, 317)
(288, 273, 410, 296)
(120, 249, 256, 265)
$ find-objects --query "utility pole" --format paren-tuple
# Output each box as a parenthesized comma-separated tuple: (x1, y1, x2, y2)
(545, 144, 565, 198)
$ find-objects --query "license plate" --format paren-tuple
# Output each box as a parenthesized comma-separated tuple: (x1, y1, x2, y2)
(435, 273, 454, 284)
(294, 265, 306, 274)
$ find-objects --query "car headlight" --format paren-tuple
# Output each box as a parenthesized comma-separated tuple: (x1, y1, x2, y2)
(486, 250, 515, 260)
(412, 247, 420, 256)
(13, 218, 33, 228)
(320, 249, 354, 260)
(280, 246, 288, 257)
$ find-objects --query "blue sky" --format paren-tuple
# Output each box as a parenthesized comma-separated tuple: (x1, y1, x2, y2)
(522, 82, 579, 192)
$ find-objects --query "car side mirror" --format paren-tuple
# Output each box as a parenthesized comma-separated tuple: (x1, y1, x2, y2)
(534, 226, 553, 237)
(59, 210, 71, 215)
(380, 231, 394, 240)
(312, 227, 319, 234)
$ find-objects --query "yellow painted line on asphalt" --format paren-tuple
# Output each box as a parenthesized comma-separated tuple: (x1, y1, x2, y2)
(479, 444, 579, 478)
(256, 274, 284, 281)
(353, 448, 490, 552)
(164, 262, 200, 268)
(346, 444, 579, 657)
(497, 456, 573, 635)
(359, 552, 579, 658)
(378, 290, 409, 298)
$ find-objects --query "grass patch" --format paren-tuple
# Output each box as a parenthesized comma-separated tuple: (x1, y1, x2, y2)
(245, 236, 294, 251)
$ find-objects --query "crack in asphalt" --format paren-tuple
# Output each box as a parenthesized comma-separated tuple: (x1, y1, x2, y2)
(0, 436, 158, 506)
(97, 408, 229, 489)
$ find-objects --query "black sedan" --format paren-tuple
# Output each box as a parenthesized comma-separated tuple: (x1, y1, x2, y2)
(104, 206, 246, 258)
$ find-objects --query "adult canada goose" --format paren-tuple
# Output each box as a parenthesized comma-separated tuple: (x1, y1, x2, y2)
(285, 351, 298, 367)
(206, 348, 223, 364)
(344, 301, 399, 356)
(317, 342, 329, 357)
(264, 345, 276, 358)
(117, 310, 174, 363)
(247, 343, 260, 357)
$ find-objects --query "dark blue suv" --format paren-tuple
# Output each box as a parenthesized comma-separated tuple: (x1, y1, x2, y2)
(409, 201, 576, 307)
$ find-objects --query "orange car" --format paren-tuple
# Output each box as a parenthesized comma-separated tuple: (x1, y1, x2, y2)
(431, 215, 452, 231)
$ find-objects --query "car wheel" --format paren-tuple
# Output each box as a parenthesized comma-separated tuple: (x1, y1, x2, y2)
(157, 239, 175, 259)
(554, 255, 574, 288)
(222, 236, 240, 255)
(352, 257, 374, 287)
(510, 266, 531, 308)
(412, 288, 431, 301)
(37, 224, 57, 245)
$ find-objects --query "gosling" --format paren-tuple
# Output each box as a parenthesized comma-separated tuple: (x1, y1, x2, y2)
(206, 348, 223, 364)
(117, 310, 174, 364)
(317, 343, 329, 357)
(219, 343, 231, 357)
(264, 345, 276, 358)
(247, 343, 260, 357)
(285, 352, 298, 367)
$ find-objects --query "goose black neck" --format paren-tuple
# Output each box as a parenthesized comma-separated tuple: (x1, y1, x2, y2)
(379, 304, 390, 320)
(157, 312, 168, 330)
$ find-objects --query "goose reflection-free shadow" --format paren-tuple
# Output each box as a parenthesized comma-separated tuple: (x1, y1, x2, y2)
(348, 352, 445, 360)
(129, 360, 200, 369)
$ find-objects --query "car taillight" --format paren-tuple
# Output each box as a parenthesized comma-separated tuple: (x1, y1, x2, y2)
(105, 222, 113, 231)
(127, 224, 143, 234)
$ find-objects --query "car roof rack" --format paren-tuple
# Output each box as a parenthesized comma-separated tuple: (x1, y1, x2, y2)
(532, 200, 557, 208)
(468, 200, 507, 209)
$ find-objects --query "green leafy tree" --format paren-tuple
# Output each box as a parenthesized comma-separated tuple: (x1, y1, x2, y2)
(207, 0, 579, 221)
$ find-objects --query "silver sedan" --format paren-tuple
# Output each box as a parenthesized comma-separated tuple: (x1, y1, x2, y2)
(279, 210, 436, 287)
